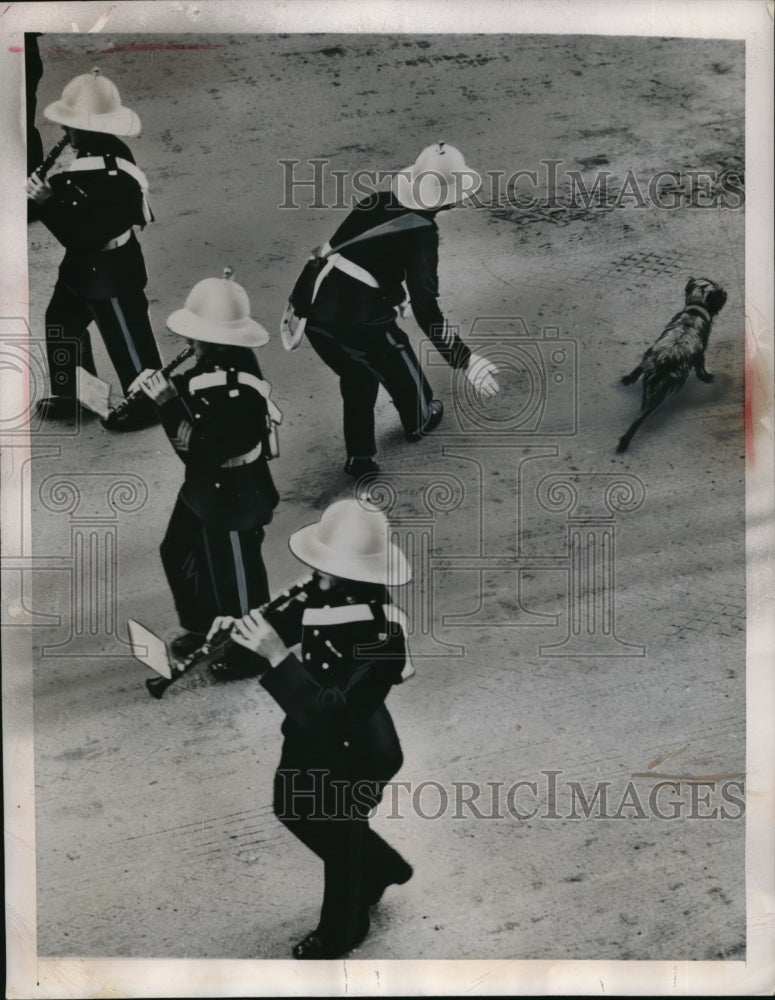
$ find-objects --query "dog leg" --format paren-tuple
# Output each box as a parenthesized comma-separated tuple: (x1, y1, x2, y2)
(617, 407, 654, 452)
(694, 356, 714, 383)
(616, 379, 674, 453)
(621, 364, 643, 386)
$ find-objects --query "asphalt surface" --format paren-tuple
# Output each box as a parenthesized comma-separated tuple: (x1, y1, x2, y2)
(7, 20, 764, 996)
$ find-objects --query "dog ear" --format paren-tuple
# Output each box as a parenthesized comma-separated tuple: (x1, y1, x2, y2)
(706, 287, 728, 314)
(685, 276, 696, 296)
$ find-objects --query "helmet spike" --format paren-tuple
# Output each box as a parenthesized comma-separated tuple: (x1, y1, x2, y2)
(91, 67, 101, 77)
(223, 266, 234, 281)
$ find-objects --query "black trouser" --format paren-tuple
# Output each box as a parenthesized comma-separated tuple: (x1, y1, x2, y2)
(305, 320, 434, 458)
(160, 496, 270, 635)
(274, 708, 406, 947)
(45, 279, 162, 398)
(25, 33, 44, 221)
(25, 38, 43, 168)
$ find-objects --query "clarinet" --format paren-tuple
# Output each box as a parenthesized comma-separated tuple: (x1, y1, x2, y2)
(145, 575, 318, 699)
(104, 346, 195, 427)
(29, 135, 70, 182)
(29, 135, 89, 203)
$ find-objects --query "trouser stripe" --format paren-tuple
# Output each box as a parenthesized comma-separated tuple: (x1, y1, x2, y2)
(386, 330, 430, 426)
(229, 530, 250, 615)
(110, 296, 142, 373)
(201, 525, 222, 610)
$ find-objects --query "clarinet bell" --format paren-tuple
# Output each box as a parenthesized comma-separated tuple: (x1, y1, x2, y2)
(146, 676, 173, 699)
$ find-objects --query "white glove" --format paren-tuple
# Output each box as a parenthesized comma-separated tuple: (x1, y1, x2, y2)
(128, 368, 178, 405)
(127, 368, 158, 394)
(465, 352, 500, 399)
(229, 609, 288, 667)
(27, 174, 54, 204)
(207, 615, 236, 641)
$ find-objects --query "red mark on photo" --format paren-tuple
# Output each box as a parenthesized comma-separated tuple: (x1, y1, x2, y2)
(96, 43, 225, 54)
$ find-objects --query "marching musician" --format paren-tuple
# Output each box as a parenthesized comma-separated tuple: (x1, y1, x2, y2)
(134, 270, 281, 664)
(209, 499, 414, 960)
(291, 142, 501, 477)
(27, 68, 162, 431)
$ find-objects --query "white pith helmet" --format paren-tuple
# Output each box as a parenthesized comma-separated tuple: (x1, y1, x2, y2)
(44, 68, 141, 137)
(289, 499, 411, 586)
(392, 141, 482, 211)
(166, 267, 271, 348)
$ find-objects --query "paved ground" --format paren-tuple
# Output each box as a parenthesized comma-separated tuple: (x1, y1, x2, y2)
(4, 14, 768, 997)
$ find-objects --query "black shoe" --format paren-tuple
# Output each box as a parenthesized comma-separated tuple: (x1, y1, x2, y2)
(363, 858, 413, 907)
(291, 932, 328, 960)
(405, 399, 443, 442)
(34, 396, 81, 420)
(292, 914, 370, 960)
(169, 631, 205, 658)
(101, 407, 160, 432)
(344, 456, 380, 478)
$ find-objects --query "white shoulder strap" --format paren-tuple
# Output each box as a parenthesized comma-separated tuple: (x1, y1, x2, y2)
(67, 156, 105, 173)
(383, 603, 415, 681)
(115, 157, 149, 192)
(188, 370, 273, 399)
(68, 156, 149, 190)
(302, 605, 375, 627)
(116, 158, 153, 223)
(237, 371, 273, 399)
(67, 155, 153, 223)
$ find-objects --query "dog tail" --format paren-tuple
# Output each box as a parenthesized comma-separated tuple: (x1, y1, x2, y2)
(617, 368, 690, 453)
(641, 368, 689, 413)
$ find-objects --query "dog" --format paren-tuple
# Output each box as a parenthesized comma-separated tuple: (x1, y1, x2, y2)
(616, 277, 727, 453)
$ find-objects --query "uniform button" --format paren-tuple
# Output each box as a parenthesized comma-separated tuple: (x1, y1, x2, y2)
(343, 740, 350, 748)
(66, 178, 72, 184)
(321, 662, 329, 670)
(305, 653, 311, 661)
(214, 482, 220, 488)
(313, 629, 320, 636)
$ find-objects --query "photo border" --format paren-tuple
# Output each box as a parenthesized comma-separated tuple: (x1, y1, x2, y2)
(2, 1, 772, 996)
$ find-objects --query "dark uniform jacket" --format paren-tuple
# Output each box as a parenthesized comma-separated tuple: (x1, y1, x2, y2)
(308, 190, 472, 370)
(159, 355, 280, 531)
(38, 135, 151, 299)
(260, 575, 413, 783)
